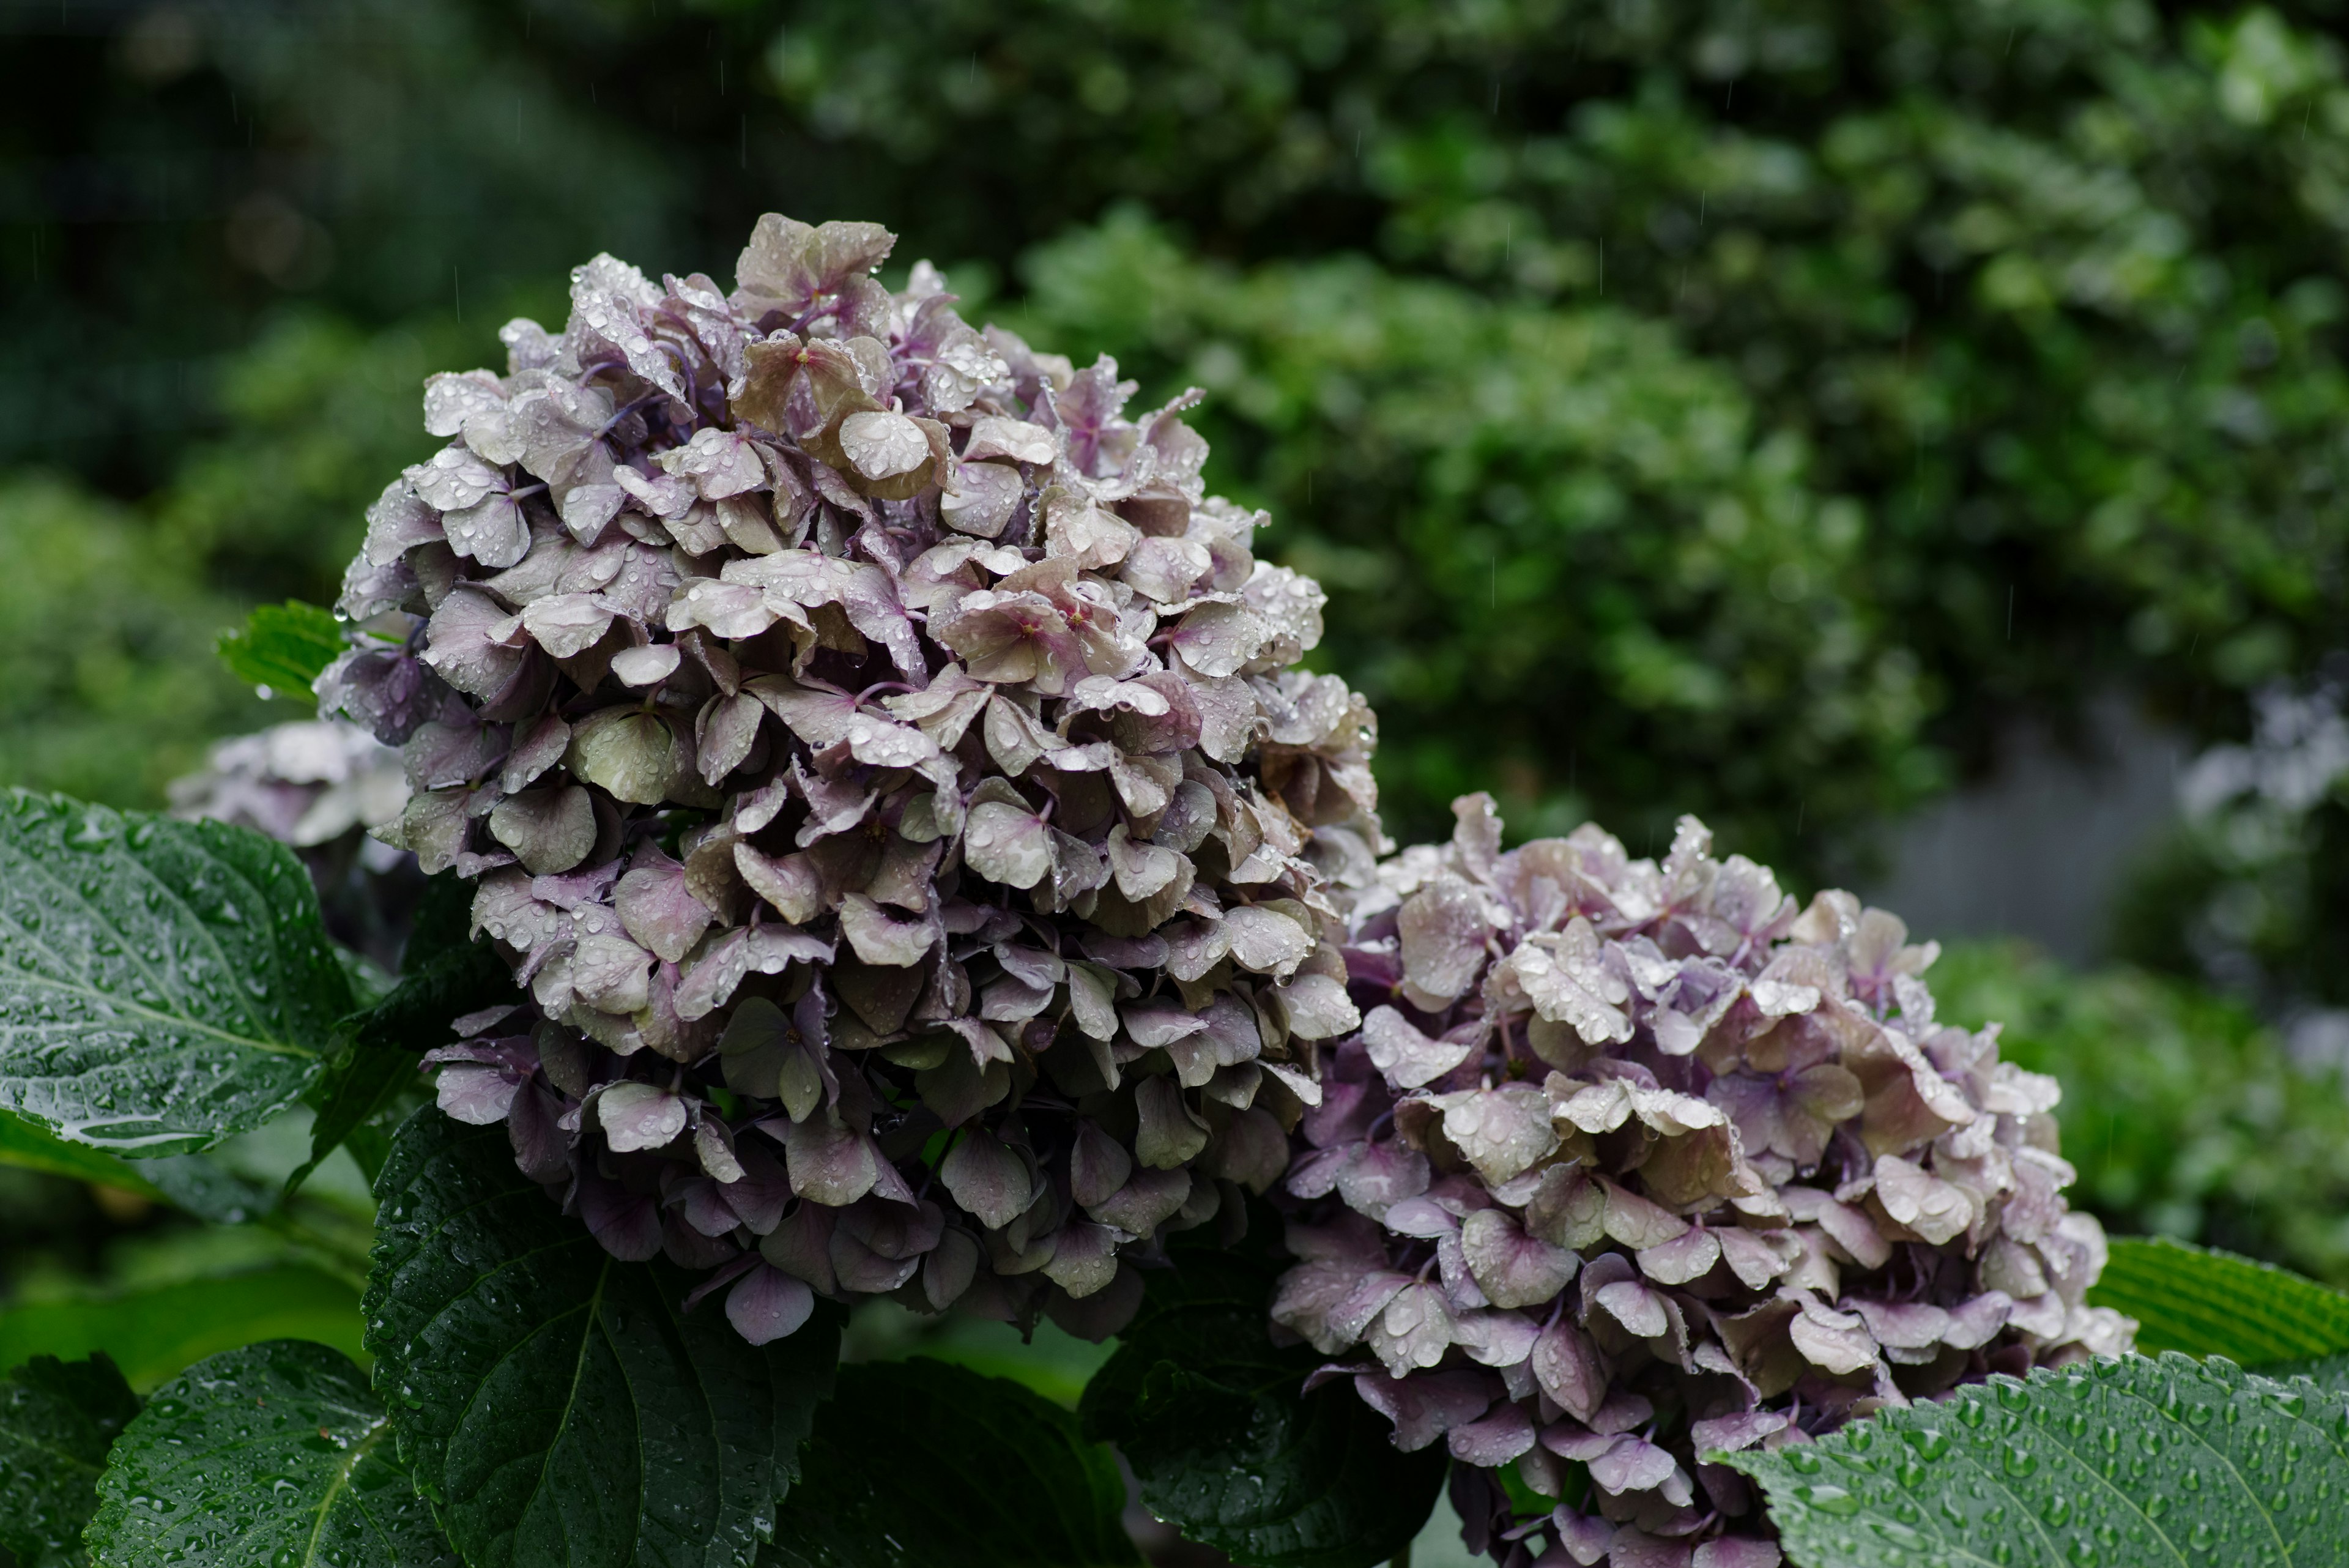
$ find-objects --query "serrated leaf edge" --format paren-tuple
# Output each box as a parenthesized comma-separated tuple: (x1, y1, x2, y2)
(1728, 1354, 2349, 1568)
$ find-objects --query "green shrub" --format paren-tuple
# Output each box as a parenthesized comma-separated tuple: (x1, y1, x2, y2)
(153, 311, 494, 606)
(768, 0, 2349, 860)
(0, 476, 260, 806)
(21, 1, 2349, 876)
(1015, 211, 1939, 860)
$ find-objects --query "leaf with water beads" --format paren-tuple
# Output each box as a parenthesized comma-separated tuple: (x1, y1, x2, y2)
(365, 1108, 839, 1568)
(86, 1339, 451, 1568)
(0, 1353, 139, 1568)
(0, 794, 351, 1156)
(2258, 1352, 2349, 1394)
(2090, 1237, 2349, 1365)
(0, 1106, 169, 1197)
(1731, 1352, 2349, 1568)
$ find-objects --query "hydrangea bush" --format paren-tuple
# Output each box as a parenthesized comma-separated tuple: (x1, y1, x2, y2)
(1274, 796, 2131, 1567)
(317, 213, 1380, 1344)
(5, 209, 2348, 1568)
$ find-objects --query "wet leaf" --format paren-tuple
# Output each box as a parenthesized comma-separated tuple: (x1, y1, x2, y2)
(366, 1108, 838, 1568)
(0, 1106, 166, 1197)
(289, 877, 516, 1197)
(1732, 1353, 2349, 1568)
(215, 600, 346, 699)
(0, 1353, 139, 1568)
(0, 1105, 284, 1225)
(1080, 1249, 1445, 1568)
(87, 1339, 452, 1568)
(2088, 1236, 2349, 1364)
(0, 794, 350, 1155)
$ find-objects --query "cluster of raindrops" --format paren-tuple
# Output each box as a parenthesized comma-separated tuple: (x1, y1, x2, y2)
(1761, 1353, 2349, 1568)
(1271, 795, 2134, 1567)
(319, 214, 1382, 1345)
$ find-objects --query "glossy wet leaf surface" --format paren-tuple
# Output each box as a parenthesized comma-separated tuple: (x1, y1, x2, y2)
(0, 1106, 168, 1195)
(366, 1109, 837, 1568)
(0, 1353, 140, 1568)
(291, 876, 514, 1197)
(88, 1338, 451, 1568)
(1732, 1353, 2349, 1568)
(0, 794, 349, 1155)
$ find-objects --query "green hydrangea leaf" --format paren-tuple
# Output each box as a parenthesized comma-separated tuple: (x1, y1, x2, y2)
(217, 600, 346, 698)
(1731, 1354, 2349, 1568)
(365, 1108, 838, 1568)
(1078, 1250, 1445, 1568)
(0, 1265, 365, 1392)
(0, 794, 349, 1156)
(0, 1353, 140, 1568)
(2090, 1237, 2349, 1362)
(0, 1087, 345, 1227)
(87, 1339, 451, 1568)
(764, 1359, 1139, 1568)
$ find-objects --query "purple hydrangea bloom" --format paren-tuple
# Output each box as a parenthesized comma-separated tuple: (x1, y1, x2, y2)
(325, 215, 1382, 1344)
(1277, 796, 2131, 1567)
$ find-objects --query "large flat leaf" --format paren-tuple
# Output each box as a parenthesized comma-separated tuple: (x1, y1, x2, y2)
(0, 1353, 140, 1568)
(1079, 1250, 1447, 1568)
(0, 1265, 365, 1392)
(87, 1339, 453, 1568)
(0, 794, 349, 1155)
(765, 1359, 1139, 1568)
(366, 1109, 838, 1568)
(2090, 1236, 2349, 1362)
(1732, 1353, 2349, 1568)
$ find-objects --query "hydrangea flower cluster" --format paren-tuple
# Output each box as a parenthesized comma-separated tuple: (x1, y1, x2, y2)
(1274, 797, 2132, 1568)
(320, 214, 1381, 1347)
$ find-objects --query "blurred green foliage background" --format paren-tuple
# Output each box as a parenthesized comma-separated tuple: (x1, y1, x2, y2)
(4, 0, 2349, 1347)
